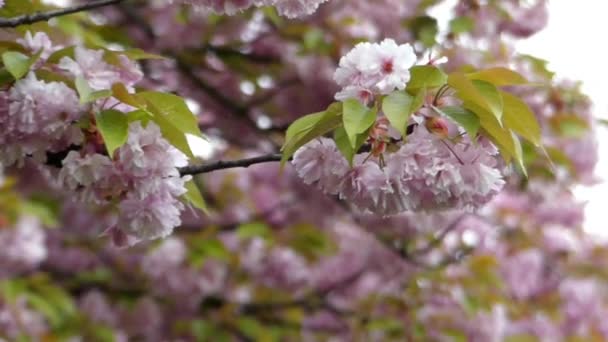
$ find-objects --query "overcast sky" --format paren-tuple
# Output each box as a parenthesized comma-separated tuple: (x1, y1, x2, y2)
(518, 1, 608, 236)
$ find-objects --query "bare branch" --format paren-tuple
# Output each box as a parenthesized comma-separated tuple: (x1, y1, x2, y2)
(0, 0, 127, 28)
(180, 153, 283, 175)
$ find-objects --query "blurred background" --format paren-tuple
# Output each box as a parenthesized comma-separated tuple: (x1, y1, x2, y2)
(518, 1, 607, 237)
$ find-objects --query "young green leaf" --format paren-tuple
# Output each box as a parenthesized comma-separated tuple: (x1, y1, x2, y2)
(448, 72, 503, 121)
(433, 105, 480, 139)
(500, 91, 541, 145)
(95, 109, 129, 158)
(333, 126, 367, 165)
(511, 131, 527, 177)
(2, 51, 38, 80)
(135, 91, 203, 137)
(342, 98, 376, 148)
(149, 109, 195, 158)
(280, 102, 343, 167)
(467, 102, 517, 163)
(46, 46, 75, 64)
(183, 179, 207, 212)
(383, 91, 419, 137)
(75, 76, 111, 104)
(467, 67, 528, 86)
(449, 16, 475, 34)
(112, 83, 146, 108)
(406, 65, 447, 94)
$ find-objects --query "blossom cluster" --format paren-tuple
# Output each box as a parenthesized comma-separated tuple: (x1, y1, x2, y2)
(173, 0, 330, 18)
(293, 125, 505, 215)
(0, 32, 187, 245)
(293, 39, 505, 215)
(59, 122, 191, 245)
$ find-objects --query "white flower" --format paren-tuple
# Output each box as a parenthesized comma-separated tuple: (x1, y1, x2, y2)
(334, 39, 417, 101)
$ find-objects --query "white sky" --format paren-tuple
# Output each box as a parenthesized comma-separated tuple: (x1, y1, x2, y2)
(518, 1, 608, 236)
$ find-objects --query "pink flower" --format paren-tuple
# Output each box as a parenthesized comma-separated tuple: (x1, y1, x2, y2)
(17, 31, 57, 60)
(1, 73, 81, 166)
(59, 47, 120, 90)
(291, 137, 349, 194)
(0, 216, 47, 278)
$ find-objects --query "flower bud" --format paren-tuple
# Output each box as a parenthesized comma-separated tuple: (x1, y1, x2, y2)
(424, 116, 450, 138)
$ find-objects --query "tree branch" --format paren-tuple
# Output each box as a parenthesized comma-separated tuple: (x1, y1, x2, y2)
(180, 153, 283, 175)
(0, 0, 127, 28)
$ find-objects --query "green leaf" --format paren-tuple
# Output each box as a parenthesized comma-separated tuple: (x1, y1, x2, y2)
(237, 222, 272, 240)
(75, 76, 111, 104)
(2, 51, 37, 80)
(342, 98, 376, 148)
(286, 224, 335, 262)
(46, 46, 75, 64)
(136, 91, 202, 137)
(190, 238, 230, 263)
(281, 102, 343, 167)
(410, 16, 438, 47)
(121, 48, 166, 60)
(183, 179, 207, 212)
(434, 105, 480, 139)
(550, 113, 589, 138)
(511, 131, 527, 177)
(467, 102, 517, 163)
(112, 83, 146, 108)
(95, 109, 129, 157)
(383, 91, 418, 137)
(406, 65, 447, 94)
(20, 200, 59, 228)
(501, 91, 541, 145)
(448, 72, 503, 122)
(449, 16, 474, 34)
(152, 111, 195, 157)
(467, 67, 528, 86)
(333, 126, 366, 165)
(26, 293, 63, 328)
(0, 68, 13, 86)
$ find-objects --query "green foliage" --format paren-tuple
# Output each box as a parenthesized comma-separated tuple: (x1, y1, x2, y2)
(406, 65, 447, 94)
(20, 195, 60, 228)
(75, 76, 112, 104)
(449, 16, 474, 34)
(113, 90, 205, 158)
(1, 50, 40, 80)
(447, 69, 539, 174)
(342, 98, 376, 148)
(95, 109, 129, 157)
(467, 67, 528, 86)
(189, 238, 231, 266)
(286, 224, 335, 262)
(409, 16, 439, 47)
(183, 179, 207, 212)
(448, 72, 503, 121)
(433, 105, 480, 139)
(550, 113, 590, 138)
(333, 125, 367, 165)
(383, 91, 420, 137)
(501, 91, 542, 146)
(280, 102, 343, 167)
(237, 222, 273, 241)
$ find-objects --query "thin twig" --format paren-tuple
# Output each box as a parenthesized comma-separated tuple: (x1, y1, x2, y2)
(180, 153, 283, 175)
(0, 0, 127, 28)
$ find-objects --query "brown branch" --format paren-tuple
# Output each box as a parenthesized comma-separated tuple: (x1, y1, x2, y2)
(0, 0, 127, 28)
(180, 153, 283, 176)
